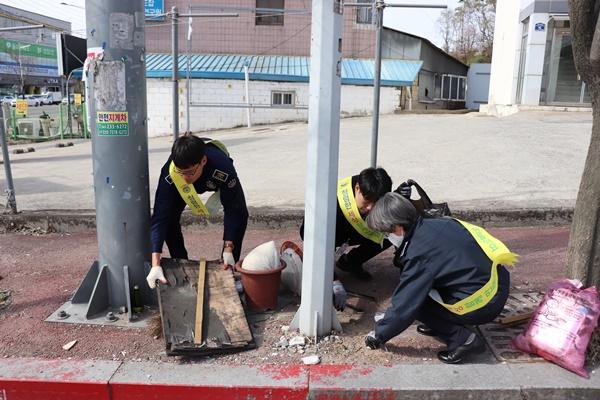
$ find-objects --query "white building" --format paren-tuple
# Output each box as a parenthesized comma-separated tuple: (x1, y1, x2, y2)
(483, 0, 591, 116)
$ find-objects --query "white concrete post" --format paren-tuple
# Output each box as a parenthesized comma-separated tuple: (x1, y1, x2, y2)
(290, 0, 343, 337)
(521, 13, 549, 105)
(486, 1, 521, 113)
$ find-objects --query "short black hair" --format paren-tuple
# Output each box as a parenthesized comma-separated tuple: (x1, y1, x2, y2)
(171, 136, 206, 169)
(357, 167, 392, 201)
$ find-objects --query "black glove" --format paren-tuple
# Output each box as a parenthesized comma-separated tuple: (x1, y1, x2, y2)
(395, 181, 412, 199)
(365, 330, 382, 350)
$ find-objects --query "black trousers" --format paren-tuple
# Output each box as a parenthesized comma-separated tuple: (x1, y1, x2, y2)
(416, 265, 510, 351)
(165, 218, 246, 262)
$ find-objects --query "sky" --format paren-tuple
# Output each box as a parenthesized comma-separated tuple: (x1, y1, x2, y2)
(0, 0, 462, 48)
(384, 0, 462, 47)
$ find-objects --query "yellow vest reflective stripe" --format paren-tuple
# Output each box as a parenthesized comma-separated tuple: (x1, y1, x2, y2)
(336, 176, 384, 244)
(169, 140, 228, 217)
(169, 161, 210, 217)
(435, 219, 518, 315)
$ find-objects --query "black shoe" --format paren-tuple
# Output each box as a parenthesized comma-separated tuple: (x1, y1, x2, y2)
(437, 333, 484, 364)
(336, 255, 372, 281)
(416, 324, 439, 337)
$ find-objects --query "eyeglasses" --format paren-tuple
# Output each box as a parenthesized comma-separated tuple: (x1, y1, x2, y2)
(175, 164, 200, 178)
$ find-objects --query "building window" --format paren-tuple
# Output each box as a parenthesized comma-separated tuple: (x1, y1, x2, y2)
(356, 3, 374, 24)
(256, 0, 284, 26)
(271, 91, 294, 106)
(437, 74, 466, 101)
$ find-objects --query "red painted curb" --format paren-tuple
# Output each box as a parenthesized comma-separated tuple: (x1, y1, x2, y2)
(109, 383, 308, 400)
(0, 380, 110, 400)
(0, 359, 400, 400)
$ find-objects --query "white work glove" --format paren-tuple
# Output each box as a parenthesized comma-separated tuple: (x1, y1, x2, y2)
(146, 266, 167, 289)
(332, 280, 347, 311)
(222, 250, 236, 270)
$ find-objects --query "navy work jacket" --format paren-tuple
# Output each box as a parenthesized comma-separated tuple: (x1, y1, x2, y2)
(375, 217, 508, 342)
(150, 143, 248, 254)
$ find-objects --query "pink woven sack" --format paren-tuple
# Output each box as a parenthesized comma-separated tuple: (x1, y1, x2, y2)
(512, 279, 600, 377)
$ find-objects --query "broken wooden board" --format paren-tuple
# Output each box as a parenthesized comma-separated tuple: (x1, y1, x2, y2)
(158, 258, 254, 356)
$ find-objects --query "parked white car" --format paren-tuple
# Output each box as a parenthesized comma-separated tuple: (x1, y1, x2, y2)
(24, 95, 41, 107)
(1, 96, 15, 104)
(37, 94, 54, 105)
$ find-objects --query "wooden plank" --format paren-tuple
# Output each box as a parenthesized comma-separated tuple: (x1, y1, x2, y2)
(207, 266, 253, 344)
(194, 258, 207, 344)
(498, 311, 534, 325)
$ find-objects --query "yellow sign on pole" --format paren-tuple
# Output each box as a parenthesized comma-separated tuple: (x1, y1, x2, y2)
(74, 93, 82, 106)
(15, 99, 28, 117)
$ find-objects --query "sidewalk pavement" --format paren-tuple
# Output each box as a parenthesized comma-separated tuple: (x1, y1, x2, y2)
(0, 111, 598, 398)
(1, 226, 599, 399)
(0, 110, 592, 212)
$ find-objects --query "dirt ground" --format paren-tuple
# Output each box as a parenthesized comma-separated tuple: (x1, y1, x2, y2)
(0, 225, 569, 365)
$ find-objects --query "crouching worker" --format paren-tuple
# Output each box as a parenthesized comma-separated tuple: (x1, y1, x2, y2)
(300, 167, 393, 283)
(363, 193, 517, 364)
(146, 135, 248, 289)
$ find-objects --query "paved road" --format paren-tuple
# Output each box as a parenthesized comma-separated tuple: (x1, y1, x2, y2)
(0, 110, 592, 211)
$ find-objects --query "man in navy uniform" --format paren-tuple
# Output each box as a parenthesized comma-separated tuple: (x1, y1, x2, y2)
(146, 135, 248, 289)
(299, 167, 395, 310)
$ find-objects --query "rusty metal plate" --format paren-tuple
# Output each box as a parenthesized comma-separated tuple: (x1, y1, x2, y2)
(479, 291, 545, 362)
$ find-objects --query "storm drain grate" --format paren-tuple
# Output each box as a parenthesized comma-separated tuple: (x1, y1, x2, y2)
(479, 291, 545, 362)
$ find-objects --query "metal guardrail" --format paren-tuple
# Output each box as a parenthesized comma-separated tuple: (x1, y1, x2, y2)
(8, 103, 89, 141)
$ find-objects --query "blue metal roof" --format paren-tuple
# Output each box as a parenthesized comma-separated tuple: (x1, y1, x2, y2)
(145, 53, 422, 86)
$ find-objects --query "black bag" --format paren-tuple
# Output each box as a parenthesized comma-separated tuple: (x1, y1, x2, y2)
(394, 179, 451, 218)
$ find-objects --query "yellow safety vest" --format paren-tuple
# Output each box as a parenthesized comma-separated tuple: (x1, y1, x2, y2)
(169, 140, 228, 217)
(435, 219, 519, 315)
(336, 176, 384, 244)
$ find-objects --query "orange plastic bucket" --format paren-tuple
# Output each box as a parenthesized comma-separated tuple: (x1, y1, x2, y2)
(235, 259, 286, 311)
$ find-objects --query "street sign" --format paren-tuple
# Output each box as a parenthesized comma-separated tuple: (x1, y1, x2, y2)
(96, 111, 129, 136)
(74, 93, 82, 106)
(534, 22, 545, 32)
(145, 0, 165, 20)
(15, 99, 27, 117)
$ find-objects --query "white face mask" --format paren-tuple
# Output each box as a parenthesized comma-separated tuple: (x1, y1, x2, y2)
(386, 232, 404, 248)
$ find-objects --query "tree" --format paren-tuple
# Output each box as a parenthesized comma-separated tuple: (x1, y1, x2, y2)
(438, 9, 453, 53)
(565, 0, 600, 289)
(436, 0, 496, 64)
(469, 0, 496, 61)
(452, 4, 478, 63)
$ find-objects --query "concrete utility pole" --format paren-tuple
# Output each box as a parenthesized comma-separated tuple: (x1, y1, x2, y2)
(67, 0, 152, 321)
(290, 0, 344, 337)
